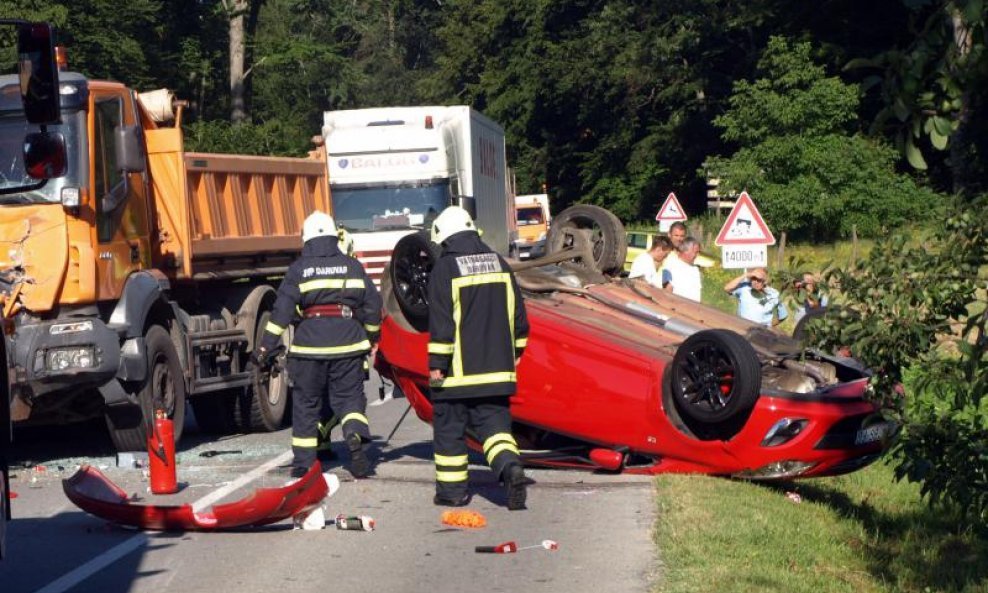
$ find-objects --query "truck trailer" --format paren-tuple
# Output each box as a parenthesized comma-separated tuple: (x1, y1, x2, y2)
(322, 106, 511, 285)
(0, 68, 329, 452)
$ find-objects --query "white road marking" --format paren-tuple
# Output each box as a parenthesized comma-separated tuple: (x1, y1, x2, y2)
(32, 450, 292, 593)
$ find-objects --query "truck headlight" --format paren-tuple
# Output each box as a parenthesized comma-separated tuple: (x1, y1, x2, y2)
(49, 320, 94, 335)
(46, 346, 96, 370)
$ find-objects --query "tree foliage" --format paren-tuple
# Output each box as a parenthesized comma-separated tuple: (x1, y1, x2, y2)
(807, 199, 988, 522)
(708, 37, 936, 241)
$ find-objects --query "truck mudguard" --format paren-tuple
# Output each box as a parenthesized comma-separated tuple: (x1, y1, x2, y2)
(107, 270, 172, 339)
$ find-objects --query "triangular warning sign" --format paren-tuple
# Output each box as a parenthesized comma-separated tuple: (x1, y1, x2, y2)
(655, 192, 687, 222)
(715, 192, 775, 246)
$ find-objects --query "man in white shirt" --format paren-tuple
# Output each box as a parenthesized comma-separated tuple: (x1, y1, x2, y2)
(661, 237, 703, 302)
(628, 236, 674, 290)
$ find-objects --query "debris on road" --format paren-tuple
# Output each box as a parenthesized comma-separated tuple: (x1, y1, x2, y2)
(63, 462, 331, 531)
(335, 514, 375, 531)
(441, 509, 486, 529)
(476, 539, 559, 554)
(198, 450, 243, 458)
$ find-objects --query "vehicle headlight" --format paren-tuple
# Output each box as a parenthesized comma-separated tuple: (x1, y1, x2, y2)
(49, 320, 94, 335)
(537, 231, 547, 241)
(46, 346, 96, 371)
(760, 418, 809, 447)
(733, 460, 817, 480)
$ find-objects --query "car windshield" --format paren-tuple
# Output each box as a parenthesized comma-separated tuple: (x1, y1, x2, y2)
(331, 181, 449, 233)
(0, 109, 85, 205)
(516, 206, 544, 225)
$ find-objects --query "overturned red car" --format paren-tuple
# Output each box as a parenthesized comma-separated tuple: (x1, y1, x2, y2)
(376, 206, 896, 480)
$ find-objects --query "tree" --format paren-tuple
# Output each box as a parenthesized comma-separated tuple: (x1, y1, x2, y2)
(851, 0, 987, 195)
(706, 36, 937, 241)
(807, 198, 988, 522)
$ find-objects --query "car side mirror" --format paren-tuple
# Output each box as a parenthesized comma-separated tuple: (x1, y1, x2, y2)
(114, 125, 145, 173)
(17, 22, 61, 126)
(23, 131, 66, 179)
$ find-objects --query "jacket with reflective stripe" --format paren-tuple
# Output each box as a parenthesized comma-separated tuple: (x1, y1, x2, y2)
(260, 235, 382, 359)
(427, 231, 529, 400)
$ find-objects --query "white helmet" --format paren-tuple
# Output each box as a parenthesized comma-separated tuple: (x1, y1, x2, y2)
(302, 211, 337, 243)
(431, 206, 476, 244)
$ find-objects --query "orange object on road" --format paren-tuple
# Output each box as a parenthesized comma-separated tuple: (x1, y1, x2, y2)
(441, 509, 486, 529)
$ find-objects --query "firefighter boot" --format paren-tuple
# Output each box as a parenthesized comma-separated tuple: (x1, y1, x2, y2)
(504, 463, 527, 511)
(433, 493, 471, 507)
(347, 433, 371, 478)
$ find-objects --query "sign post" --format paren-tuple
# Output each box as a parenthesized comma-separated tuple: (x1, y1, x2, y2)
(714, 191, 775, 269)
(655, 192, 687, 233)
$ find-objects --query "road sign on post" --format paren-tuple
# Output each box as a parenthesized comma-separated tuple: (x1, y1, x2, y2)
(655, 192, 687, 232)
(714, 191, 774, 269)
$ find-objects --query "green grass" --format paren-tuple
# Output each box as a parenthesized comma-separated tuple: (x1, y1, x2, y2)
(653, 462, 988, 593)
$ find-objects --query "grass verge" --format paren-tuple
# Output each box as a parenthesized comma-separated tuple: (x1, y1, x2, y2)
(653, 461, 988, 593)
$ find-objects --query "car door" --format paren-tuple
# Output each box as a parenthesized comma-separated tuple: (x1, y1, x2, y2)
(91, 89, 150, 300)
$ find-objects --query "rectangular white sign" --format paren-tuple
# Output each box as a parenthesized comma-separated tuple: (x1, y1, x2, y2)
(720, 245, 768, 269)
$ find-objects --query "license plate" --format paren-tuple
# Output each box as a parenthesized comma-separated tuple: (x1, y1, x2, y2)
(854, 421, 892, 445)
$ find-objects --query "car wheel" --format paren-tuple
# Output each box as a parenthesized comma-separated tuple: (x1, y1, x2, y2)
(546, 205, 627, 275)
(107, 325, 187, 452)
(669, 329, 760, 427)
(389, 231, 440, 330)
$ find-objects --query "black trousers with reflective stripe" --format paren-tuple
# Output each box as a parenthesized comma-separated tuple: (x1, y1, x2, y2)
(432, 396, 519, 498)
(288, 356, 368, 470)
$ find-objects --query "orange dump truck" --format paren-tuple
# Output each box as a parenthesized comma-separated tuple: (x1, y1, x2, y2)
(0, 72, 329, 451)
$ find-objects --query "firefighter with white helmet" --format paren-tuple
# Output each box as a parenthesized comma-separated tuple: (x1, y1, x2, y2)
(252, 210, 382, 478)
(427, 206, 530, 510)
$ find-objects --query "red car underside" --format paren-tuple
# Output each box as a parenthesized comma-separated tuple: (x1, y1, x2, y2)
(378, 274, 889, 479)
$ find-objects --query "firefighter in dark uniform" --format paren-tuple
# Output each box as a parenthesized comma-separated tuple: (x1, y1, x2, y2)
(427, 206, 530, 510)
(252, 211, 382, 478)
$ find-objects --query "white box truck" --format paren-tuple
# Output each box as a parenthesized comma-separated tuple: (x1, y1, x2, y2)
(322, 106, 511, 284)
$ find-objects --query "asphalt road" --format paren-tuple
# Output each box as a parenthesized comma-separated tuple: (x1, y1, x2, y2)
(1, 374, 657, 593)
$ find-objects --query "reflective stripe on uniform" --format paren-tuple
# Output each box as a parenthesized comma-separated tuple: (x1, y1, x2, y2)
(436, 470, 468, 482)
(515, 337, 528, 348)
(434, 453, 469, 467)
(341, 412, 369, 426)
(289, 340, 371, 355)
(439, 371, 516, 388)
(265, 321, 286, 336)
(364, 323, 380, 333)
(451, 272, 512, 377)
(292, 436, 318, 448)
(428, 342, 455, 355)
(299, 278, 366, 292)
(483, 433, 520, 465)
(318, 417, 338, 439)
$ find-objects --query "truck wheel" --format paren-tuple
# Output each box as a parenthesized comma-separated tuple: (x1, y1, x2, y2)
(546, 205, 627, 275)
(238, 310, 290, 432)
(389, 231, 439, 331)
(668, 329, 760, 436)
(107, 325, 187, 452)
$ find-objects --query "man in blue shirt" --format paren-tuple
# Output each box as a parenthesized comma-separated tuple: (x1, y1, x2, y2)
(723, 268, 788, 328)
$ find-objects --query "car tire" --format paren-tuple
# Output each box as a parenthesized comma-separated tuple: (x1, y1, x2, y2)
(668, 329, 760, 428)
(546, 205, 627, 275)
(107, 325, 187, 452)
(389, 231, 440, 331)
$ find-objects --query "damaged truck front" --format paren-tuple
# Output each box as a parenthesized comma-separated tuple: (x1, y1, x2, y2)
(0, 36, 329, 457)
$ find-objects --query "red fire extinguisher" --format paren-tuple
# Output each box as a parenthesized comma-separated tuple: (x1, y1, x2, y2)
(147, 409, 178, 494)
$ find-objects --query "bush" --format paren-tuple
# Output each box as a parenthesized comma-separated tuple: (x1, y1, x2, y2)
(807, 198, 988, 523)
